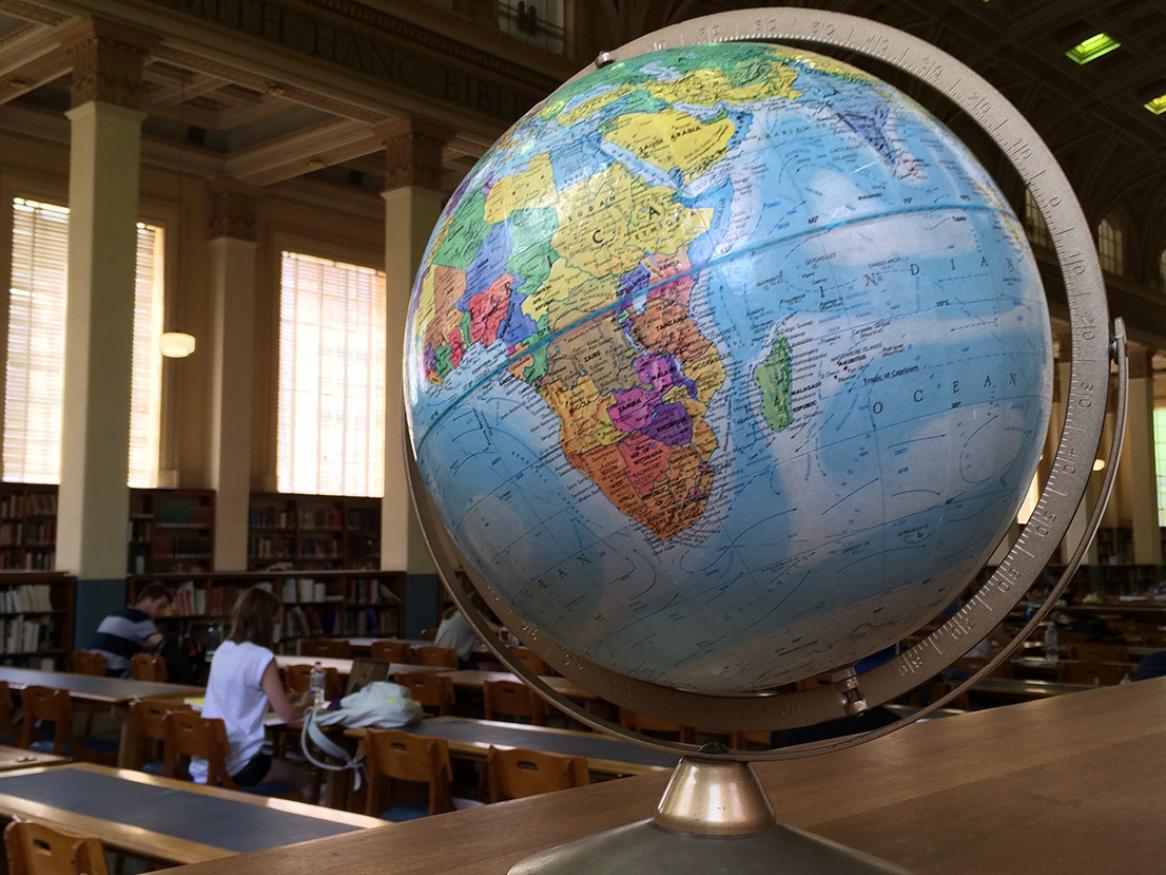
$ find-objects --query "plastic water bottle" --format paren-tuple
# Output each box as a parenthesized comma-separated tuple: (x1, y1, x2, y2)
(1043, 622, 1059, 663)
(309, 661, 326, 707)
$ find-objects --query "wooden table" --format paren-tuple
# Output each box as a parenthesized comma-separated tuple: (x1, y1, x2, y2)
(351, 717, 674, 777)
(447, 670, 598, 702)
(162, 679, 1166, 874)
(0, 745, 66, 772)
(273, 655, 451, 677)
(0, 762, 383, 865)
(1011, 656, 1136, 678)
(969, 676, 1096, 701)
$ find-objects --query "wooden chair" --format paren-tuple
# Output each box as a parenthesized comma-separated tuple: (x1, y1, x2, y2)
(486, 746, 588, 802)
(284, 663, 344, 701)
(299, 639, 351, 658)
(419, 628, 437, 642)
(17, 687, 116, 765)
(125, 699, 189, 772)
(130, 653, 168, 682)
(483, 679, 547, 726)
(1069, 643, 1129, 663)
(729, 730, 772, 750)
(395, 671, 455, 716)
(0, 681, 16, 744)
(618, 708, 695, 744)
(162, 711, 297, 799)
(363, 729, 455, 820)
(510, 647, 551, 676)
(413, 645, 458, 668)
(4, 820, 108, 875)
(369, 640, 413, 664)
(68, 652, 105, 676)
(1059, 661, 1128, 686)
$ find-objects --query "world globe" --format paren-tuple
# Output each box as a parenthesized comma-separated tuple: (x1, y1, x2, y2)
(404, 41, 1052, 696)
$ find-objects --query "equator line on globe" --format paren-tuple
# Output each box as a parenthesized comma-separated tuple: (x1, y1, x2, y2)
(405, 40, 1052, 695)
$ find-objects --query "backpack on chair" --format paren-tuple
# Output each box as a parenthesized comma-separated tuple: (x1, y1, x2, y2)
(157, 634, 206, 685)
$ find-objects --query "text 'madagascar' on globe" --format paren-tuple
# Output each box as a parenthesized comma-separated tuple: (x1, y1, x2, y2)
(404, 42, 1052, 694)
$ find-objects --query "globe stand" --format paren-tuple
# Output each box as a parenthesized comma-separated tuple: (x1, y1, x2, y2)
(403, 8, 1127, 875)
(510, 755, 909, 874)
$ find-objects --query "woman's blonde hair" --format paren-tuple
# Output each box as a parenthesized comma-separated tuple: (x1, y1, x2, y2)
(229, 587, 280, 648)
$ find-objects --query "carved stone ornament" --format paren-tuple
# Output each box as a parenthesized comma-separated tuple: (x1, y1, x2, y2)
(57, 19, 159, 110)
(206, 178, 263, 242)
(379, 118, 451, 192)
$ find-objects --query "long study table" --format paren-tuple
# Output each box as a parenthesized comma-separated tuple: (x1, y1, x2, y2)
(272, 654, 451, 677)
(163, 678, 1166, 874)
(351, 717, 674, 777)
(447, 670, 597, 702)
(0, 762, 383, 865)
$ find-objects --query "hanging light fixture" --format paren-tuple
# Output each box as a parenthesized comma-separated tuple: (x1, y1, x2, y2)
(162, 72, 196, 360)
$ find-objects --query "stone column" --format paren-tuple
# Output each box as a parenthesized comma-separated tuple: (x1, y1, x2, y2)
(54, 19, 156, 646)
(206, 179, 262, 570)
(379, 119, 449, 636)
(1122, 349, 1161, 566)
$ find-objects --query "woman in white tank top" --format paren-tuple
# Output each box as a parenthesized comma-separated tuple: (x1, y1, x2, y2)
(192, 587, 316, 801)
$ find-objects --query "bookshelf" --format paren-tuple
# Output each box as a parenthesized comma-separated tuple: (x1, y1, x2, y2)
(126, 569, 407, 652)
(248, 493, 380, 571)
(0, 571, 74, 666)
(128, 489, 215, 574)
(0, 483, 58, 570)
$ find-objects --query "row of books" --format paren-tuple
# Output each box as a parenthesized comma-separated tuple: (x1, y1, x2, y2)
(153, 502, 209, 525)
(0, 550, 55, 570)
(282, 605, 400, 638)
(299, 536, 341, 557)
(0, 492, 57, 518)
(0, 521, 55, 546)
(149, 534, 212, 558)
(0, 618, 53, 653)
(0, 585, 55, 613)
(299, 507, 343, 530)
(249, 535, 296, 558)
(280, 578, 339, 604)
(250, 506, 293, 529)
(346, 578, 402, 606)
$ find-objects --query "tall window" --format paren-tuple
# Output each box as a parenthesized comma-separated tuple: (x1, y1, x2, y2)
(1023, 189, 1051, 248)
(3, 197, 164, 485)
(1156, 408, 1166, 527)
(276, 251, 386, 497)
(1097, 217, 1124, 275)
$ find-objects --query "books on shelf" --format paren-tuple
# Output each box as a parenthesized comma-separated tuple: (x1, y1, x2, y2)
(0, 617, 53, 653)
(1, 585, 53, 613)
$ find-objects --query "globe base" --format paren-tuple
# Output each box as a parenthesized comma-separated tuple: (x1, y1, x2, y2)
(509, 757, 908, 874)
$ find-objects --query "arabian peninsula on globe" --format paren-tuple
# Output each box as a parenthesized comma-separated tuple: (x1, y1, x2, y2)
(405, 42, 1052, 694)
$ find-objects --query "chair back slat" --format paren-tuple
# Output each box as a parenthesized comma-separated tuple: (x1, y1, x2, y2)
(299, 639, 351, 659)
(18, 687, 73, 755)
(487, 746, 588, 802)
(284, 664, 343, 700)
(484, 679, 547, 726)
(69, 652, 105, 677)
(364, 729, 453, 816)
(510, 647, 550, 676)
(4, 819, 109, 875)
(394, 672, 455, 716)
(0, 681, 15, 742)
(618, 708, 694, 743)
(163, 711, 235, 788)
(413, 645, 458, 668)
(130, 653, 168, 682)
(369, 641, 413, 664)
(126, 700, 189, 770)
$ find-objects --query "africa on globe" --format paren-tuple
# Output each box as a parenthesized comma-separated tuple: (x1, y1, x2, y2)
(404, 41, 1051, 695)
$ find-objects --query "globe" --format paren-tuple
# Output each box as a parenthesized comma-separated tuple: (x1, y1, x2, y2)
(404, 41, 1052, 696)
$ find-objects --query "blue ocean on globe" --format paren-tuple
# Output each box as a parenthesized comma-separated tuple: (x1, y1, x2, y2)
(405, 42, 1052, 694)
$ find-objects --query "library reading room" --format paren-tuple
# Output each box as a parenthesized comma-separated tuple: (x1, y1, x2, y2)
(0, 0, 1162, 873)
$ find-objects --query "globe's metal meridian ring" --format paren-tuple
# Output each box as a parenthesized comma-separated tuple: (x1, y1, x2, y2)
(405, 7, 1113, 755)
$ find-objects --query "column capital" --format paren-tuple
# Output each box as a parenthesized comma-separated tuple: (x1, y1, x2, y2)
(57, 18, 158, 110)
(376, 118, 452, 193)
(206, 178, 264, 242)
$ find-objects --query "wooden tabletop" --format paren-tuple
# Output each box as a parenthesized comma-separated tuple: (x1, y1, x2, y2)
(273, 655, 451, 677)
(0, 762, 383, 865)
(163, 679, 1166, 874)
(447, 670, 597, 702)
(349, 717, 674, 777)
(0, 667, 204, 705)
(0, 745, 67, 772)
(969, 676, 1098, 699)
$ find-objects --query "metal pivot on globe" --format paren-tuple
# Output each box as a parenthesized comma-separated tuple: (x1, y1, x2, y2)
(403, 8, 1126, 875)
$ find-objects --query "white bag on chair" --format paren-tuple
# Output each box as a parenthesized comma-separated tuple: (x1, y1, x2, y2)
(300, 682, 424, 789)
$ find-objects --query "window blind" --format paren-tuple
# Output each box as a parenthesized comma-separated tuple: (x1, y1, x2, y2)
(3, 197, 164, 486)
(276, 250, 386, 497)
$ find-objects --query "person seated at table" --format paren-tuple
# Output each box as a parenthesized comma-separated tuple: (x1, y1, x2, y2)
(193, 587, 316, 801)
(89, 582, 171, 677)
(434, 599, 480, 668)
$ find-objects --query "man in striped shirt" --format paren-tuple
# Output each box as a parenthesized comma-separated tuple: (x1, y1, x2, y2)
(90, 583, 171, 677)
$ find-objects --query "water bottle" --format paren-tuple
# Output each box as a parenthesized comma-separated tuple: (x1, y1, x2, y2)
(1042, 621, 1059, 663)
(309, 661, 326, 707)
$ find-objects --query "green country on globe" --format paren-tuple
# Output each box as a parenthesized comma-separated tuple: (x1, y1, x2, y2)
(404, 42, 1052, 694)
